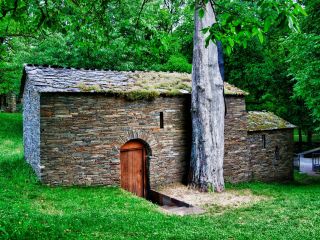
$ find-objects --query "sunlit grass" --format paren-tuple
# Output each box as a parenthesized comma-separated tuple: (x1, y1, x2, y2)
(1, 113, 320, 239)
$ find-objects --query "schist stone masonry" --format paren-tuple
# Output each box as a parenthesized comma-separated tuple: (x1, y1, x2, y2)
(21, 65, 296, 190)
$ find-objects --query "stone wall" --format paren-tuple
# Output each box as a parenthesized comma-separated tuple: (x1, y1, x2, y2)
(40, 94, 192, 187)
(248, 129, 294, 182)
(38, 93, 249, 187)
(31, 92, 294, 187)
(224, 96, 251, 182)
(23, 77, 41, 177)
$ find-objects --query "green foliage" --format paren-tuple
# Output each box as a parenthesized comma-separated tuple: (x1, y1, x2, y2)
(226, 36, 291, 114)
(281, 0, 320, 130)
(225, 32, 315, 133)
(225, 0, 319, 135)
(152, 54, 192, 73)
(2, 113, 320, 239)
(0, 0, 194, 93)
(0, 0, 316, 134)
(164, 55, 192, 73)
(286, 33, 320, 125)
(0, 0, 305, 93)
(302, 0, 320, 34)
(204, 0, 306, 54)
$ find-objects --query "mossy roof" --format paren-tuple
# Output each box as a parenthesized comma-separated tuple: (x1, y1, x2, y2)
(21, 65, 248, 97)
(247, 111, 296, 132)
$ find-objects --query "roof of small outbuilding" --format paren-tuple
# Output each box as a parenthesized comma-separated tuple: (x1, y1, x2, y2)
(21, 65, 248, 98)
(247, 111, 296, 131)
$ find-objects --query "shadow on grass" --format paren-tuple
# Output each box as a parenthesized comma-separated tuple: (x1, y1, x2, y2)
(224, 171, 320, 198)
(0, 157, 38, 186)
(293, 171, 320, 186)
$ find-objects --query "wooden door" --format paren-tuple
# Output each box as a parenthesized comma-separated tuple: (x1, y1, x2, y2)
(120, 141, 146, 197)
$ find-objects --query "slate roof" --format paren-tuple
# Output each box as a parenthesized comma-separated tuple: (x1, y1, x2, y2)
(21, 65, 248, 96)
(247, 111, 296, 131)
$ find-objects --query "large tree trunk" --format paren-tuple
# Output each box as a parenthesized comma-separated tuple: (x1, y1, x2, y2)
(189, 2, 225, 192)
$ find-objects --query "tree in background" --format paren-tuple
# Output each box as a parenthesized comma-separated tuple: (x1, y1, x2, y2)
(225, 0, 319, 147)
(0, 0, 195, 94)
(285, 0, 320, 141)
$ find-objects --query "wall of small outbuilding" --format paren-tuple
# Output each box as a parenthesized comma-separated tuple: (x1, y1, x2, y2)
(223, 96, 251, 182)
(23, 78, 41, 177)
(247, 129, 294, 182)
(39, 93, 192, 187)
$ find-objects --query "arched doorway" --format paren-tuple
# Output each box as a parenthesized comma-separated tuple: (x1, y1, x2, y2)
(120, 140, 147, 197)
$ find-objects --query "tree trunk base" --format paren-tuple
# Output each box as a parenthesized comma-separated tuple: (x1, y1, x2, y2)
(188, 182, 224, 193)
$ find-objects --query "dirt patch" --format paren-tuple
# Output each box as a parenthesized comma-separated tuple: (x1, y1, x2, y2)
(158, 183, 268, 209)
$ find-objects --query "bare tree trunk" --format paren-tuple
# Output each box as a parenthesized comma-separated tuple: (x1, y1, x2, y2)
(189, 2, 225, 192)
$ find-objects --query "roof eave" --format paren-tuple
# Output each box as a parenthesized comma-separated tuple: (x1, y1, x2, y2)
(247, 126, 296, 132)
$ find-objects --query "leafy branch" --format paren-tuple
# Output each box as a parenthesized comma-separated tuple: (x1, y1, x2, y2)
(198, 0, 307, 55)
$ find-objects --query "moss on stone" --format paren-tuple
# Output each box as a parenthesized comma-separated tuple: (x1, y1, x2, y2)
(128, 72, 192, 95)
(122, 90, 160, 101)
(72, 74, 247, 100)
(76, 83, 102, 92)
(247, 111, 296, 131)
(27, 65, 247, 100)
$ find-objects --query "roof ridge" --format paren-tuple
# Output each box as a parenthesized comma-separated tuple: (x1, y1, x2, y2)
(24, 64, 192, 74)
(21, 65, 248, 97)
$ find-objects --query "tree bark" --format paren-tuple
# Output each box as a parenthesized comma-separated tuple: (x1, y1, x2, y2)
(307, 130, 312, 145)
(298, 127, 302, 152)
(189, 2, 225, 192)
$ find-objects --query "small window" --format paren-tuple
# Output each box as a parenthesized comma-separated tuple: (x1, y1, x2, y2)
(160, 112, 164, 129)
(262, 134, 266, 148)
(275, 146, 280, 161)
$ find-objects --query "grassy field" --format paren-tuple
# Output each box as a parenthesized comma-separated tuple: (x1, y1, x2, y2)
(1, 113, 320, 239)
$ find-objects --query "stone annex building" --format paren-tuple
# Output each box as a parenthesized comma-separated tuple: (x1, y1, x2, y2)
(21, 65, 295, 196)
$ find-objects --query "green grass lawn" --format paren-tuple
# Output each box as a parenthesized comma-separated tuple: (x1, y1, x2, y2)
(1, 113, 320, 239)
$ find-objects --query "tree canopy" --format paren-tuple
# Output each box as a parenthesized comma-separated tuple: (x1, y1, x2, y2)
(0, 0, 318, 137)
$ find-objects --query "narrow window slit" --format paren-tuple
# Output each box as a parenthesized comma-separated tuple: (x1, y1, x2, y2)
(160, 112, 164, 129)
(262, 134, 266, 148)
(275, 146, 280, 160)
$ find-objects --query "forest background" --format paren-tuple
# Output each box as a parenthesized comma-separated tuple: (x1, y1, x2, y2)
(0, 0, 319, 147)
